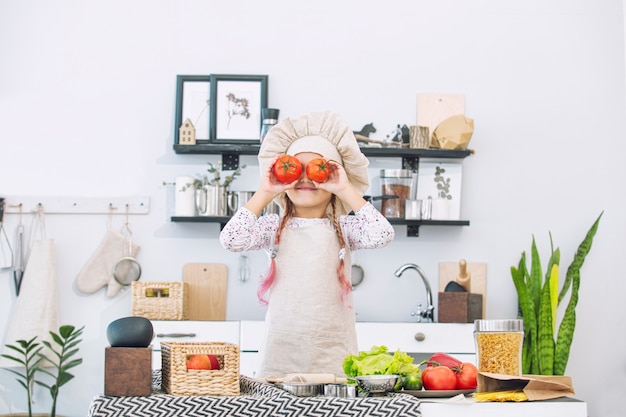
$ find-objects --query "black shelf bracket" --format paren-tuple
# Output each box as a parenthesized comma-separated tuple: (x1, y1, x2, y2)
(221, 153, 240, 170)
(406, 224, 420, 237)
(402, 156, 420, 172)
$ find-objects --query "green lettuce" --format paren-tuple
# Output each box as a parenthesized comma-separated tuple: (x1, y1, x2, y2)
(342, 345, 420, 377)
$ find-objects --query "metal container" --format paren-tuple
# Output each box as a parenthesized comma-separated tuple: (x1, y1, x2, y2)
(474, 319, 524, 376)
(324, 383, 356, 398)
(227, 191, 255, 215)
(278, 382, 324, 397)
(353, 375, 398, 394)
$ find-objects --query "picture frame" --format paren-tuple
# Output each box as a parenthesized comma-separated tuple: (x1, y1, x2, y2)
(174, 75, 211, 145)
(210, 74, 268, 144)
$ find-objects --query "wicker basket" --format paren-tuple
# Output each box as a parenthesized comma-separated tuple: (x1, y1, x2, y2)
(161, 341, 240, 396)
(131, 281, 188, 320)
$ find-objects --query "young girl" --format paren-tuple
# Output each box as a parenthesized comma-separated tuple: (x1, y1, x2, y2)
(220, 111, 394, 378)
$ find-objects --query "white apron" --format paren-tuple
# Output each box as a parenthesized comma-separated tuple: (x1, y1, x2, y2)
(258, 223, 358, 378)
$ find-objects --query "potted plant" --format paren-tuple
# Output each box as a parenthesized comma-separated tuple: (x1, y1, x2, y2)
(1, 325, 84, 417)
(510, 213, 602, 375)
(431, 165, 452, 220)
(195, 162, 246, 216)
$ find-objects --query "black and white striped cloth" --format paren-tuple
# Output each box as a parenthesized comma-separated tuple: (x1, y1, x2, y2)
(87, 371, 422, 417)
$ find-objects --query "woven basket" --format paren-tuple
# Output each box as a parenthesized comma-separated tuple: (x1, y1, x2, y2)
(161, 341, 240, 396)
(131, 281, 188, 320)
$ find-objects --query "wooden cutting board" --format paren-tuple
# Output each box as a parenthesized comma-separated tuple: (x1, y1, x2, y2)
(183, 263, 228, 321)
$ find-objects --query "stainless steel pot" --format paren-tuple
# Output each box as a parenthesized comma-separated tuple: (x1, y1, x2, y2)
(324, 383, 356, 398)
(277, 382, 324, 397)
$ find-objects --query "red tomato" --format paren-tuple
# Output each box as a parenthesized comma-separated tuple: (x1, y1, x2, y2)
(455, 362, 478, 389)
(272, 155, 302, 183)
(305, 158, 330, 183)
(422, 366, 457, 390)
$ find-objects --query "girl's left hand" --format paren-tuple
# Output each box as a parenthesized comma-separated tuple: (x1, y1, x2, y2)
(316, 160, 368, 213)
(316, 160, 351, 195)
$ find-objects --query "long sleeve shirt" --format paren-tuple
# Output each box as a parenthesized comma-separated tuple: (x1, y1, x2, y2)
(219, 202, 395, 253)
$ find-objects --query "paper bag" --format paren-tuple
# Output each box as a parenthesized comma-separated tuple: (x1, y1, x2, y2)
(477, 372, 575, 401)
(432, 114, 474, 150)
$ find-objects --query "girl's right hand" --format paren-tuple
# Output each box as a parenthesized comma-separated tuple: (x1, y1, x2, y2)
(260, 156, 298, 195)
(243, 156, 296, 216)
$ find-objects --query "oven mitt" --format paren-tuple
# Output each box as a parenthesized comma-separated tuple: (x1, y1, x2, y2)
(75, 229, 140, 296)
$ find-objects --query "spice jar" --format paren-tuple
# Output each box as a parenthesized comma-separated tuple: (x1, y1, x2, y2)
(380, 169, 413, 218)
(474, 319, 524, 376)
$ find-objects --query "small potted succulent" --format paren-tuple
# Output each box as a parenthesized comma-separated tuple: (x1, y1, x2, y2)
(1, 325, 84, 417)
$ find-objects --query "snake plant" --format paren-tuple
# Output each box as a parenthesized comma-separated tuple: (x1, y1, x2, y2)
(511, 212, 602, 375)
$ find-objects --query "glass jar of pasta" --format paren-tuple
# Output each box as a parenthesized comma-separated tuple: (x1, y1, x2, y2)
(474, 319, 524, 376)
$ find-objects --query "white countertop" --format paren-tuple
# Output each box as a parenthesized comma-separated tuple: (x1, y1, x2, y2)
(419, 396, 586, 417)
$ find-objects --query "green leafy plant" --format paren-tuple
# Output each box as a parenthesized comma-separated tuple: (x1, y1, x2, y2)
(433, 166, 452, 200)
(1, 336, 43, 417)
(0, 324, 84, 417)
(183, 162, 246, 190)
(510, 213, 602, 375)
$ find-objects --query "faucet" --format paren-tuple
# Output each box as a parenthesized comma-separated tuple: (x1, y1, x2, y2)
(394, 263, 435, 323)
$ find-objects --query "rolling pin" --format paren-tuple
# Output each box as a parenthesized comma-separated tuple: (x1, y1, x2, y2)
(456, 259, 471, 292)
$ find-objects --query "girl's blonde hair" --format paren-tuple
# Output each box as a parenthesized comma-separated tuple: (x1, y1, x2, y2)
(257, 195, 351, 305)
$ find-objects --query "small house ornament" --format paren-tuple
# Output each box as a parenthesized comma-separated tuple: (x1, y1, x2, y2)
(179, 118, 196, 145)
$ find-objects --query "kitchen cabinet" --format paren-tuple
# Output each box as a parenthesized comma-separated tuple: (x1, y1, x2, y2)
(170, 144, 473, 236)
(151, 320, 475, 377)
(356, 322, 476, 363)
(239, 321, 475, 377)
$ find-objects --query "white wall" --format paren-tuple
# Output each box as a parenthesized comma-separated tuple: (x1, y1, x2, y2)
(0, 0, 624, 416)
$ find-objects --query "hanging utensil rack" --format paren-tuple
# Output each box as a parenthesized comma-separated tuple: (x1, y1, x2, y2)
(1, 196, 150, 215)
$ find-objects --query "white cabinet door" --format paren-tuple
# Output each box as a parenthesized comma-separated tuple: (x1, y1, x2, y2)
(151, 320, 241, 370)
(239, 320, 266, 377)
(356, 322, 476, 363)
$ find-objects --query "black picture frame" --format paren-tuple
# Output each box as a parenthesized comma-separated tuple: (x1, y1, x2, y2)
(210, 74, 268, 144)
(174, 75, 211, 145)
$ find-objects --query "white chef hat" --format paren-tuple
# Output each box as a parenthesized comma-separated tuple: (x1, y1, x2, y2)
(258, 111, 370, 215)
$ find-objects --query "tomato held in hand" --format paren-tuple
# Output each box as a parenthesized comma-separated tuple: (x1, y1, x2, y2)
(305, 158, 330, 183)
(454, 362, 478, 389)
(422, 366, 457, 390)
(273, 155, 303, 183)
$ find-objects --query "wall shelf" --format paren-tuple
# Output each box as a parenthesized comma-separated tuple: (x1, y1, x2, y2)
(171, 143, 473, 236)
(173, 143, 472, 159)
(170, 215, 469, 237)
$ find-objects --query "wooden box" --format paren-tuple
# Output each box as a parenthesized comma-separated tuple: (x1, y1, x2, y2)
(131, 281, 188, 320)
(438, 292, 483, 323)
(161, 341, 240, 396)
(104, 347, 152, 396)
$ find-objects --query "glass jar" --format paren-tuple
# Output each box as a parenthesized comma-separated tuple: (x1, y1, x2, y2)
(380, 169, 413, 218)
(474, 319, 524, 376)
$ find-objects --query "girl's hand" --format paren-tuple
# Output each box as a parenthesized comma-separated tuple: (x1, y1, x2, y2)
(316, 161, 367, 212)
(260, 156, 298, 195)
(244, 156, 296, 216)
(315, 160, 350, 195)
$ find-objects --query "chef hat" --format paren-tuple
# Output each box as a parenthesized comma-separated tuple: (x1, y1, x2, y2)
(258, 111, 370, 215)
